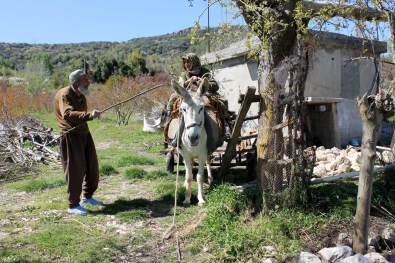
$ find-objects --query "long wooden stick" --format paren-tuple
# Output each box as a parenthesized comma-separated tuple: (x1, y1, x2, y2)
(100, 83, 164, 113)
(58, 83, 165, 136)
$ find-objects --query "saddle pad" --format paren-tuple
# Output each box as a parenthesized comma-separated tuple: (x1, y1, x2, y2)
(205, 109, 224, 152)
(167, 118, 180, 141)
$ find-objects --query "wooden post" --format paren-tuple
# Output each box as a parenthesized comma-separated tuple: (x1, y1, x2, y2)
(217, 86, 256, 177)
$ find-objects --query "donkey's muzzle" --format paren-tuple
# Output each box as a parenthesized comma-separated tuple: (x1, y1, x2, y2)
(186, 122, 202, 146)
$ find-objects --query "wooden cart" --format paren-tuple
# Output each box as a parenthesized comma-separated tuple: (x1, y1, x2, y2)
(164, 86, 259, 179)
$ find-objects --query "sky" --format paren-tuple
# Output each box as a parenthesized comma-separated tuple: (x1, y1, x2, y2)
(0, 1, 390, 45)
(0, 0, 240, 44)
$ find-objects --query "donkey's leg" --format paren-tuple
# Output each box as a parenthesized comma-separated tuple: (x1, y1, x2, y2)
(183, 155, 194, 206)
(206, 155, 213, 186)
(197, 155, 207, 205)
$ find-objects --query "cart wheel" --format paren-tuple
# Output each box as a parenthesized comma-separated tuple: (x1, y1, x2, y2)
(166, 152, 175, 174)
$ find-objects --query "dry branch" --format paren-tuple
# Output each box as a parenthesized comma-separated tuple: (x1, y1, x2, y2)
(0, 116, 60, 178)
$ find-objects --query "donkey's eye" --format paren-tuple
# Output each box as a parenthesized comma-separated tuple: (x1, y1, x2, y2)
(198, 107, 203, 113)
(182, 108, 186, 112)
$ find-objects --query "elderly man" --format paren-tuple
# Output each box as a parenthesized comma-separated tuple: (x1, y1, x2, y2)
(54, 69, 103, 216)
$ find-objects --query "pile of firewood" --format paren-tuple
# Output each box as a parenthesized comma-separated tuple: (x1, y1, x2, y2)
(0, 116, 60, 178)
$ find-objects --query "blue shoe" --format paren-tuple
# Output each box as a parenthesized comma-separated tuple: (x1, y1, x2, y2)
(80, 197, 104, 206)
(68, 205, 88, 216)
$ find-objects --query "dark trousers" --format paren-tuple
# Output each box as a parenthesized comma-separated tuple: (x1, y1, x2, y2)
(60, 133, 99, 208)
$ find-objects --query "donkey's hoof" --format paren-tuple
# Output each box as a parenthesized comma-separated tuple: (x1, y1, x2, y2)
(198, 201, 206, 207)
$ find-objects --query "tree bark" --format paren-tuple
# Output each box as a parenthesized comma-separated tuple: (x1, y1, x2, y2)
(303, 0, 387, 22)
(235, 0, 299, 193)
(352, 93, 384, 254)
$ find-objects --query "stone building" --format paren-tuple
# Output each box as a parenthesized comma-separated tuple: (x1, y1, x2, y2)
(201, 31, 388, 148)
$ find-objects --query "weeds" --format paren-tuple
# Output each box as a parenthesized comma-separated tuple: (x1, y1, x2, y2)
(124, 167, 146, 179)
(100, 164, 118, 176)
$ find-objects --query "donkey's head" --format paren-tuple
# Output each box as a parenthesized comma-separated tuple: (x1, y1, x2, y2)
(171, 78, 207, 147)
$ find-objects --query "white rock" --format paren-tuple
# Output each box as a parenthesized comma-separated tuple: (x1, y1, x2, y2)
(314, 164, 328, 177)
(338, 253, 372, 263)
(364, 252, 390, 263)
(325, 161, 337, 172)
(381, 151, 394, 163)
(299, 252, 321, 263)
(326, 153, 337, 162)
(316, 146, 326, 152)
(381, 227, 395, 243)
(338, 163, 352, 173)
(317, 154, 328, 162)
(318, 246, 354, 263)
(331, 147, 341, 155)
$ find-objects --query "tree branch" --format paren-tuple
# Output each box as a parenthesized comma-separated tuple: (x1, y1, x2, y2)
(303, 0, 389, 22)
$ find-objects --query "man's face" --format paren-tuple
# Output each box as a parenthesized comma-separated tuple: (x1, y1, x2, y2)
(78, 74, 90, 89)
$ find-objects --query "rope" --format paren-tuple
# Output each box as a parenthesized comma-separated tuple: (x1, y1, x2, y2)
(172, 107, 182, 226)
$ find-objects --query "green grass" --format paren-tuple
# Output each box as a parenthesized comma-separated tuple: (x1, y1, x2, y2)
(100, 164, 118, 176)
(118, 209, 151, 223)
(145, 170, 171, 180)
(124, 167, 146, 179)
(9, 174, 65, 192)
(117, 155, 156, 167)
(2, 112, 394, 262)
(1, 222, 127, 262)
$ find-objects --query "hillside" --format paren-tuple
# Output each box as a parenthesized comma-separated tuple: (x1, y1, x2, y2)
(0, 26, 247, 73)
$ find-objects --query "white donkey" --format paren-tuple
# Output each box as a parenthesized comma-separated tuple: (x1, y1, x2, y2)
(171, 78, 213, 206)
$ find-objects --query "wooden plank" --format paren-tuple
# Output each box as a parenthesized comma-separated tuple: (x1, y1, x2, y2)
(218, 86, 257, 177)
(238, 134, 258, 141)
(304, 97, 343, 104)
(238, 94, 260, 104)
(310, 164, 395, 185)
(211, 159, 252, 167)
(271, 120, 293, 131)
(244, 115, 260, 121)
(235, 148, 256, 154)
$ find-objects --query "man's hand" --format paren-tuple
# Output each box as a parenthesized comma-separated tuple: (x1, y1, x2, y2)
(190, 76, 199, 83)
(186, 76, 200, 85)
(90, 110, 102, 119)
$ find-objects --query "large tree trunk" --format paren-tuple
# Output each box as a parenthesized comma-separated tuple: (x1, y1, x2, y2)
(235, 0, 312, 208)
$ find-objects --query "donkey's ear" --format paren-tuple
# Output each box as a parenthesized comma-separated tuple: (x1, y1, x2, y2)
(197, 77, 208, 96)
(171, 79, 190, 98)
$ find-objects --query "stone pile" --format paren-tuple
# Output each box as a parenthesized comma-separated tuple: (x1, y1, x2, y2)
(298, 226, 395, 263)
(313, 146, 395, 178)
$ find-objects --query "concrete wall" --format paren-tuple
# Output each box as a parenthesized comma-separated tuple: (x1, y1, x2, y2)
(201, 31, 387, 148)
(213, 60, 259, 132)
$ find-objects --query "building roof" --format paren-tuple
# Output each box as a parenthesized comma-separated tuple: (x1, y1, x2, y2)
(201, 30, 387, 65)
